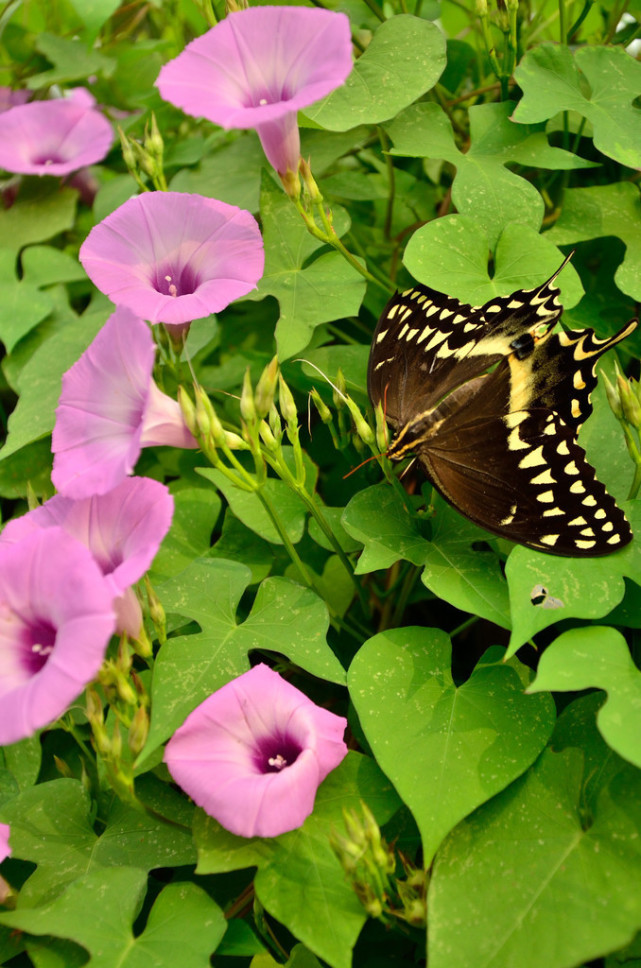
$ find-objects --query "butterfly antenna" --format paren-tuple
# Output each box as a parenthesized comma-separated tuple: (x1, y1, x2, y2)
(343, 453, 382, 480)
(292, 358, 350, 403)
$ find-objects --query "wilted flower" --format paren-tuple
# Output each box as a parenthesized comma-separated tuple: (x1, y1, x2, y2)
(165, 664, 348, 838)
(1, 478, 174, 638)
(156, 6, 353, 175)
(0, 824, 10, 863)
(0, 528, 115, 746)
(52, 307, 196, 500)
(79, 191, 264, 327)
(0, 98, 112, 176)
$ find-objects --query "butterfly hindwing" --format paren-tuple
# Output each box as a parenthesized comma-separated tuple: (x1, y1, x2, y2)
(418, 398, 631, 556)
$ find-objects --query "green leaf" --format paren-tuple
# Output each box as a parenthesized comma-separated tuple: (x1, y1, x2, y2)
(529, 626, 641, 769)
(342, 482, 428, 573)
(420, 498, 511, 629)
(0, 777, 195, 906)
(143, 559, 342, 766)
(545, 182, 641, 301)
(0, 277, 52, 353)
(199, 470, 308, 546)
(195, 753, 401, 968)
(210, 512, 274, 585)
(1, 734, 41, 792)
(505, 500, 641, 655)
(149, 484, 222, 580)
(428, 744, 641, 968)
(0, 182, 77, 252)
(0, 868, 226, 968)
(387, 101, 593, 249)
(21, 246, 87, 288)
(170, 133, 267, 212)
(349, 632, 554, 864)
(67, 0, 123, 40)
(304, 16, 446, 131)
(512, 44, 641, 169)
(403, 216, 583, 307)
(29, 33, 115, 86)
(0, 308, 105, 460)
(253, 176, 366, 360)
(0, 439, 53, 499)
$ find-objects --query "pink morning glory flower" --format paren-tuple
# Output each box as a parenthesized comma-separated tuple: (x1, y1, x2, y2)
(1, 478, 173, 638)
(0, 98, 113, 176)
(79, 191, 264, 327)
(0, 528, 115, 746)
(156, 6, 353, 175)
(165, 664, 348, 839)
(0, 824, 10, 863)
(52, 307, 196, 500)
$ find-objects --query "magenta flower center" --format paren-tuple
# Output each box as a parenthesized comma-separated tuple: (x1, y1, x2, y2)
(31, 151, 66, 166)
(246, 82, 294, 110)
(22, 620, 57, 673)
(254, 734, 303, 774)
(153, 263, 200, 298)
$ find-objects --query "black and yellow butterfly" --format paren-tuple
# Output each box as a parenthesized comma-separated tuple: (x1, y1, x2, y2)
(367, 260, 636, 556)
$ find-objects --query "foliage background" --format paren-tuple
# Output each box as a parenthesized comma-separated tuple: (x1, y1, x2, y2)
(0, 0, 641, 966)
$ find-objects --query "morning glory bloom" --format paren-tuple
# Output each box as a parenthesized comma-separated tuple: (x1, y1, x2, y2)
(79, 191, 264, 327)
(156, 6, 353, 175)
(0, 528, 115, 746)
(1, 478, 174, 638)
(0, 824, 10, 862)
(52, 307, 196, 500)
(0, 98, 113, 176)
(165, 664, 348, 838)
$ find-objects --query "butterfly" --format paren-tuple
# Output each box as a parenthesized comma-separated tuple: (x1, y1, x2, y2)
(367, 258, 637, 556)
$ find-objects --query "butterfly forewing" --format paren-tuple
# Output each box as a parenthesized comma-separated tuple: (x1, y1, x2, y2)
(368, 259, 636, 557)
(368, 266, 565, 429)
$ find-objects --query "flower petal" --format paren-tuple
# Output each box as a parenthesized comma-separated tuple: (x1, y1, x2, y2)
(0, 99, 112, 176)
(165, 664, 348, 838)
(79, 192, 264, 326)
(156, 7, 353, 131)
(0, 529, 115, 745)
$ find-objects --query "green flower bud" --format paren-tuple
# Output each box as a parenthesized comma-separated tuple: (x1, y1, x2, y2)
(278, 374, 298, 426)
(345, 397, 375, 446)
(128, 706, 150, 758)
(333, 369, 347, 409)
(618, 373, 641, 429)
(240, 368, 256, 424)
(255, 355, 279, 417)
(177, 385, 199, 437)
(310, 388, 332, 424)
(602, 371, 623, 420)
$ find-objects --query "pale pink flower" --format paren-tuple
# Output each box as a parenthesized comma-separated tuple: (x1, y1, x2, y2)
(165, 664, 348, 838)
(0, 824, 10, 863)
(0, 529, 115, 745)
(156, 6, 353, 175)
(1, 478, 173, 638)
(0, 98, 112, 176)
(52, 307, 196, 499)
(79, 191, 264, 327)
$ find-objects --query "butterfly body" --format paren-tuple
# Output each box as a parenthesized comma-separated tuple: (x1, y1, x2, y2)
(368, 262, 637, 557)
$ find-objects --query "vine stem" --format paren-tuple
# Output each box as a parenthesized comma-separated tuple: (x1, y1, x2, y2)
(255, 488, 366, 642)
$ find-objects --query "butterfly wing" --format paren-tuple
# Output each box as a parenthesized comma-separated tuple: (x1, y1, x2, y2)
(510, 321, 637, 434)
(415, 375, 632, 556)
(368, 265, 565, 427)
